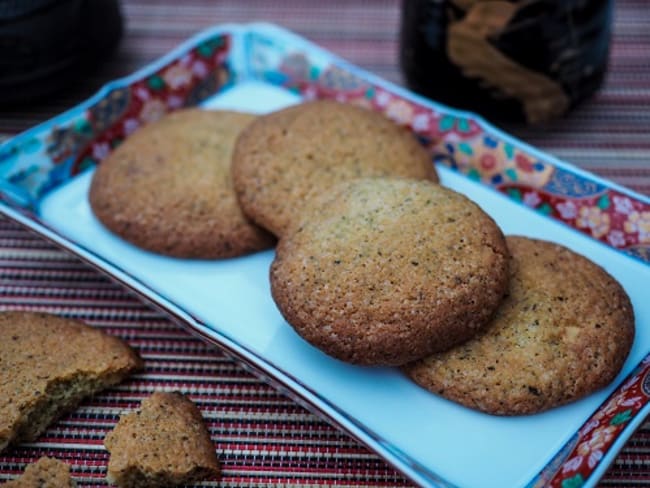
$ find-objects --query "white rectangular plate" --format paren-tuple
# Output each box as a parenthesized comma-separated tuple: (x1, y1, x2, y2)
(2, 24, 650, 488)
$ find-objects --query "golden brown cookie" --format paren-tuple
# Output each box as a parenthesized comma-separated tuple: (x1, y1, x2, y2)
(104, 391, 220, 487)
(270, 177, 509, 366)
(232, 100, 438, 237)
(0, 311, 142, 453)
(89, 108, 275, 258)
(403, 236, 635, 415)
(4, 457, 76, 488)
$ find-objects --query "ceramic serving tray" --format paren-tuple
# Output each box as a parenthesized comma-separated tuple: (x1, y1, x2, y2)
(1, 23, 650, 488)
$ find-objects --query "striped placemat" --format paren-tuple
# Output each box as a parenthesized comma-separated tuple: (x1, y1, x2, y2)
(1, 1, 649, 486)
(0, 217, 412, 487)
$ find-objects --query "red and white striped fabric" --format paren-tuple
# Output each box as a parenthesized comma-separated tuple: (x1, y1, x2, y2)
(0, 216, 412, 487)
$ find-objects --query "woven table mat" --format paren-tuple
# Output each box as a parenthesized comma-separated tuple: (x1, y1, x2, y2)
(1, 1, 649, 486)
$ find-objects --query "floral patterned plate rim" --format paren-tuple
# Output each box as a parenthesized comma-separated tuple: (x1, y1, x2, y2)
(1, 23, 649, 488)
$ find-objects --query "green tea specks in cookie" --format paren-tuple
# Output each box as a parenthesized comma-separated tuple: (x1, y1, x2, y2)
(4, 457, 77, 488)
(0, 311, 142, 453)
(232, 100, 438, 237)
(104, 391, 220, 488)
(89, 108, 275, 258)
(403, 236, 635, 415)
(270, 177, 509, 366)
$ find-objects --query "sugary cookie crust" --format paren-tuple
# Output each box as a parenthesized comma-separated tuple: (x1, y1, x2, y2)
(89, 108, 274, 258)
(270, 177, 509, 366)
(403, 236, 635, 415)
(232, 100, 438, 237)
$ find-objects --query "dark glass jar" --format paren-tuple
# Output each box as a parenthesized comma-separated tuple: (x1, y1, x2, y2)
(399, 0, 614, 124)
(0, 0, 123, 105)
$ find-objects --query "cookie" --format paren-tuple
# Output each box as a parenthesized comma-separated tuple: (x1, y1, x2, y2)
(104, 391, 220, 487)
(270, 177, 509, 365)
(4, 457, 76, 488)
(403, 236, 635, 415)
(0, 311, 142, 452)
(89, 108, 275, 258)
(232, 100, 438, 237)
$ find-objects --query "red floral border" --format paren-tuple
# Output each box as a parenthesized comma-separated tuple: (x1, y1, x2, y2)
(528, 354, 650, 488)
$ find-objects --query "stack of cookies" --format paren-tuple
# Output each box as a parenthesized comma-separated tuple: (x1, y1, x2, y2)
(89, 100, 635, 416)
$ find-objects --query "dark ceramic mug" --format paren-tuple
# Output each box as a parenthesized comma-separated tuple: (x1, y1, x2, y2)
(400, 0, 614, 124)
(0, 0, 123, 105)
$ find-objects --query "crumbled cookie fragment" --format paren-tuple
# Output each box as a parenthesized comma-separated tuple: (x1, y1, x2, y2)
(104, 391, 220, 487)
(4, 457, 76, 487)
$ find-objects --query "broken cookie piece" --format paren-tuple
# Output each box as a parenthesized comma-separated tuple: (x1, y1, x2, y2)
(0, 311, 143, 452)
(4, 457, 76, 487)
(104, 391, 220, 487)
